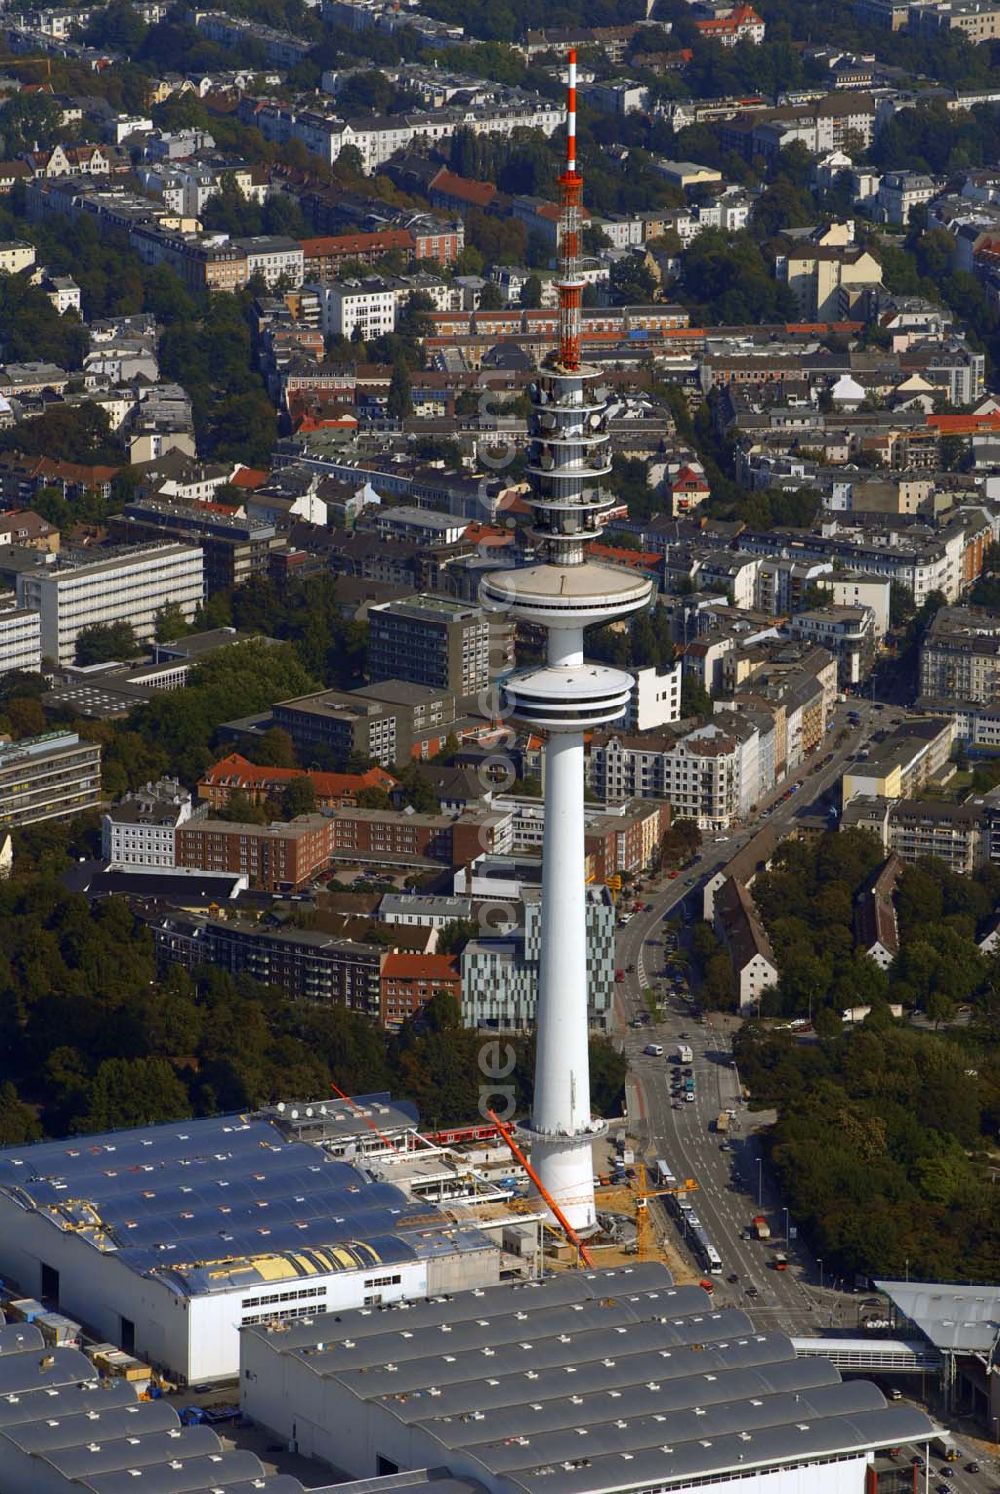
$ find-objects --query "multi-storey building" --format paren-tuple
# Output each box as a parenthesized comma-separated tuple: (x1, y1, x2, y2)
(154, 913, 386, 1018)
(0, 596, 42, 680)
(326, 805, 512, 864)
(591, 723, 744, 830)
(235, 234, 305, 288)
(15, 543, 204, 665)
(461, 886, 615, 1030)
(367, 594, 508, 702)
(272, 682, 458, 767)
(0, 730, 102, 827)
(174, 814, 335, 892)
(380, 952, 461, 1028)
(108, 500, 282, 594)
(713, 876, 778, 1014)
(846, 795, 986, 875)
(101, 778, 194, 867)
(624, 662, 682, 732)
(197, 755, 397, 810)
(920, 604, 1000, 704)
(788, 604, 877, 685)
(308, 277, 397, 339)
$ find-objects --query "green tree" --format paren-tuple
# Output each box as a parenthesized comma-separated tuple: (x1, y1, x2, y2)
(77, 1057, 191, 1132)
(281, 776, 317, 819)
(76, 620, 141, 666)
(681, 675, 712, 719)
(154, 602, 190, 642)
(519, 274, 543, 308)
(478, 280, 504, 310)
(387, 359, 413, 418)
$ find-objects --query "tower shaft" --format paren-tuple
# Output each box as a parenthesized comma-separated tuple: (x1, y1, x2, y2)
(480, 52, 653, 1235)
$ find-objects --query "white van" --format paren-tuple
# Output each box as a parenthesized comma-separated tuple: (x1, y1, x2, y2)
(643, 1043, 664, 1057)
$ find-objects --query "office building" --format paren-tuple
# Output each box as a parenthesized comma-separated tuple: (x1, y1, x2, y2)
(15, 544, 203, 664)
(462, 884, 614, 1030)
(0, 595, 42, 680)
(109, 499, 283, 593)
(273, 681, 457, 767)
(0, 731, 102, 827)
(920, 604, 1000, 704)
(368, 594, 509, 701)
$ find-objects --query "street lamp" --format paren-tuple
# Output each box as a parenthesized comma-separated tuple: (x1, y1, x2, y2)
(905, 1258, 909, 1283)
(783, 1207, 789, 1246)
(756, 1158, 763, 1209)
(818, 1258, 824, 1292)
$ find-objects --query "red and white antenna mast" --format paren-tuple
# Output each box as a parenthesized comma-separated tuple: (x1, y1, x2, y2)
(556, 48, 584, 372)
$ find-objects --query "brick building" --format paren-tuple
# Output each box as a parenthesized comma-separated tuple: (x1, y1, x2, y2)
(379, 952, 461, 1028)
(174, 814, 334, 892)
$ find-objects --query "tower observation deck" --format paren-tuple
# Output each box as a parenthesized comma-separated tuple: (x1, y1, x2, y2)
(479, 51, 653, 1234)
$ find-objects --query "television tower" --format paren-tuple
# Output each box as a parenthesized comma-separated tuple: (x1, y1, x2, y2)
(480, 51, 653, 1234)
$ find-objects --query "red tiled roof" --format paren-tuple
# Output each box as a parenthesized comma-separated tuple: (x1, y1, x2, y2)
(299, 229, 414, 258)
(381, 953, 461, 981)
(200, 754, 397, 797)
(429, 167, 496, 208)
(230, 466, 269, 489)
(927, 411, 1000, 434)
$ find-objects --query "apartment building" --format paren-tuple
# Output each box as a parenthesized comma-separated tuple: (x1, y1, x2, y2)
(368, 594, 507, 701)
(0, 730, 102, 827)
(15, 544, 204, 665)
(380, 952, 461, 1028)
(591, 724, 743, 830)
(625, 662, 683, 732)
(101, 778, 194, 868)
(713, 876, 778, 1014)
(841, 716, 955, 801)
(154, 913, 385, 1018)
(886, 799, 984, 873)
(920, 604, 1000, 703)
(0, 239, 36, 274)
(174, 814, 335, 892)
(875, 171, 938, 226)
(0, 596, 42, 680)
(775, 237, 883, 321)
(236, 235, 305, 289)
(854, 853, 903, 969)
(788, 604, 877, 685)
(309, 277, 398, 339)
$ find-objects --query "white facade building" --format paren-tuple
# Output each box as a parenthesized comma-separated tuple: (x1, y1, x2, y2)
(0, 597, 42, 680)
(625, 661, 682, 731)
(16, 544, 204, 665)
(101, 778, 194, 867)
(309, 278, 398, 339)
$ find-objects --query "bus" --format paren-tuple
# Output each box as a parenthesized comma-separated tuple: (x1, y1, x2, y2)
(656, 1160, 676, 1190)
(689, 1221, 723, 1274)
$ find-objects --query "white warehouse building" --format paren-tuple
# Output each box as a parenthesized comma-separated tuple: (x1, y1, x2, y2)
(241, 1261, 935, 1494)
(0, 1099, 500, 1385)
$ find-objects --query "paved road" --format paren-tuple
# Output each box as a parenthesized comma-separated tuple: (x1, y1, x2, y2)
(611, 697, 891, 1327)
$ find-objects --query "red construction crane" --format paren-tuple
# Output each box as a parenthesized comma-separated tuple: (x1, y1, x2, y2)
(488, 1108, 594, 1268)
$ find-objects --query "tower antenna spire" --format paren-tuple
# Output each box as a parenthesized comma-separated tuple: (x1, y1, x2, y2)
(557, 48, 584, 372)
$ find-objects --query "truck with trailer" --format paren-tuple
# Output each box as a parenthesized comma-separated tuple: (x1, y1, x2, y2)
(752, 1215, 771, 1240)
(677, 1044, 693, 1064)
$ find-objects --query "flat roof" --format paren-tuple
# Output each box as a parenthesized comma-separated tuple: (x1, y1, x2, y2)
(246, 1263, 934, 1493)
(874, 1280, 1000, 1352)
(0, 1108, 493, 1299)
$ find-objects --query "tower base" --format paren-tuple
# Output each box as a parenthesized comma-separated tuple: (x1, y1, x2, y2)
(521, 1118, 607, 1236)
